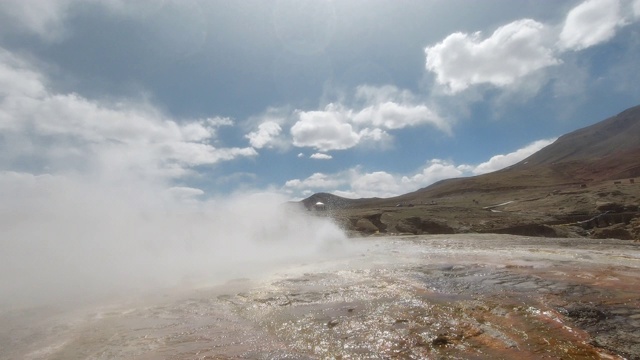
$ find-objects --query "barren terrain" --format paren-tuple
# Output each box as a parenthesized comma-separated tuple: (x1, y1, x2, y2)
(313, 178, 640, 240)
(2, 235, 639, 359)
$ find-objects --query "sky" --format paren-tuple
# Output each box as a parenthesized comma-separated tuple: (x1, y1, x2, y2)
(1, 0, 639, 201)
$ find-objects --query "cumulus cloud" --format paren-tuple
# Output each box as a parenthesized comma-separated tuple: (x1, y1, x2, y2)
(472, 138, 556, 175)
(353, 85, 449, 132)
(245, 121, 283, 149)
(244, 107, 293, 151)
(310, 153, 332, 160)
(288, 86, 448, 151)
(425, 19, 560, 93)
(558, 0, 624, 51)
(283, 160, 465, 199)
(291, 106, 361, 151)
(0, 48, 256, 182)
(244, 86, 446, 153)
(558, 0, 623, 50)
(284, 172, 348, 190)
(353, 102, 449, 133)
(283, 139, 555, 199)
(401, 159, 469, 188)
(347, 171, 403, 198)
(425, 0, 638, 95)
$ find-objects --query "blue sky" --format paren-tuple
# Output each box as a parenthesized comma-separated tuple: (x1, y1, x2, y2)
(1, 0, 639, 201)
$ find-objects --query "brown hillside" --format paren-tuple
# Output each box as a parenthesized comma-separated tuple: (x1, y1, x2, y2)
(302, 105, 640, 239)
(522, 105, 640, 165)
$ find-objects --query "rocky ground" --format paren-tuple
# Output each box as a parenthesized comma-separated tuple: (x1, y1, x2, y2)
(314, 179, 640, 240)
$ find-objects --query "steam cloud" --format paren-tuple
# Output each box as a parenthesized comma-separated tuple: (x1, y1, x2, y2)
(0, 172, 347, 308)
(0, 47, 348, 310)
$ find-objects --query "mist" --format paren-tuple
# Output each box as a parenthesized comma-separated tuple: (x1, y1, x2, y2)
(0, 171, 348, 308)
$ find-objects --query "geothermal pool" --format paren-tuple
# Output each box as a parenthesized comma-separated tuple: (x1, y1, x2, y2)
(2, 234, 640, 359)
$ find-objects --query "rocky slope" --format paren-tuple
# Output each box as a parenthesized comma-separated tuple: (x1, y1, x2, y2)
(301, 105, 640, 239)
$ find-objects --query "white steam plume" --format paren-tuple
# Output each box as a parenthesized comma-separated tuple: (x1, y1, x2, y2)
(0, 172, 346, 308)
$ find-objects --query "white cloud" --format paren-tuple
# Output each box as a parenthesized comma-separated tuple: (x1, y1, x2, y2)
(401, 159, 467, 189)
(243, 107, 293, 151)
(0, 48, 257, 182)
(284, 172, 347, 190)
(289, 86, 448, 151)
(291, 106, 361, 151)
(355, 84, 412, 104)
(423, 0, 638, 99)
(283, 169, 398, 199)
(354, 84, 427, 110)
(357, 128, 393, 148)
(283, 161, 463, 199)
(425, 19, 560, 93)
(559, 0, 624, 51)
(283, 139, 556, 199)
(179, 121, 215, 142)
(245, 121, 283, 149)
(161, 142, 257, 167)
(472, 138, 556, 175)
(0, 49, 46, 100)
(349, 171, 404, 198)
(353, 85, 450, 132)
(205, 116, 234, 127)
(354, 102, 449, 133)
(310, 153, 332, 160)
(241, 85, 448, 153)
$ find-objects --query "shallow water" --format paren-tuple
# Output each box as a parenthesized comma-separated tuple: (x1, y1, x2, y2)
(2, 234, 640, 359)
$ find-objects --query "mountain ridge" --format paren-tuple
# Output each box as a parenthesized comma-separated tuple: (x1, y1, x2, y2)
(300, 104, 640, 239)
(302, 104, 640, 208)
(520, 105, 640, 166)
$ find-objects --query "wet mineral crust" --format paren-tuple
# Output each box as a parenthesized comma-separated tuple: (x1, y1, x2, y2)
(2, 235, 639, 359)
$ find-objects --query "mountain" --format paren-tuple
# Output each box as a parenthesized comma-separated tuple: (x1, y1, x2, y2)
(392, 104, 640, 202)
(522, 105, 640, 165)
(513, 104, 640, 182)
(300, 192, 365, 210)
(301, 105, 640, 239)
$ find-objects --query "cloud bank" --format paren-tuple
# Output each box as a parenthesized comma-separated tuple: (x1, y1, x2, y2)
(0, 48, 256, 183)
(284, 138, 555, 199)
(248, 85, 447, 153)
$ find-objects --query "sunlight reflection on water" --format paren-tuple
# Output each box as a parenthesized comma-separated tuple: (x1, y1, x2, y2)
(2, 235, 639, 359)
